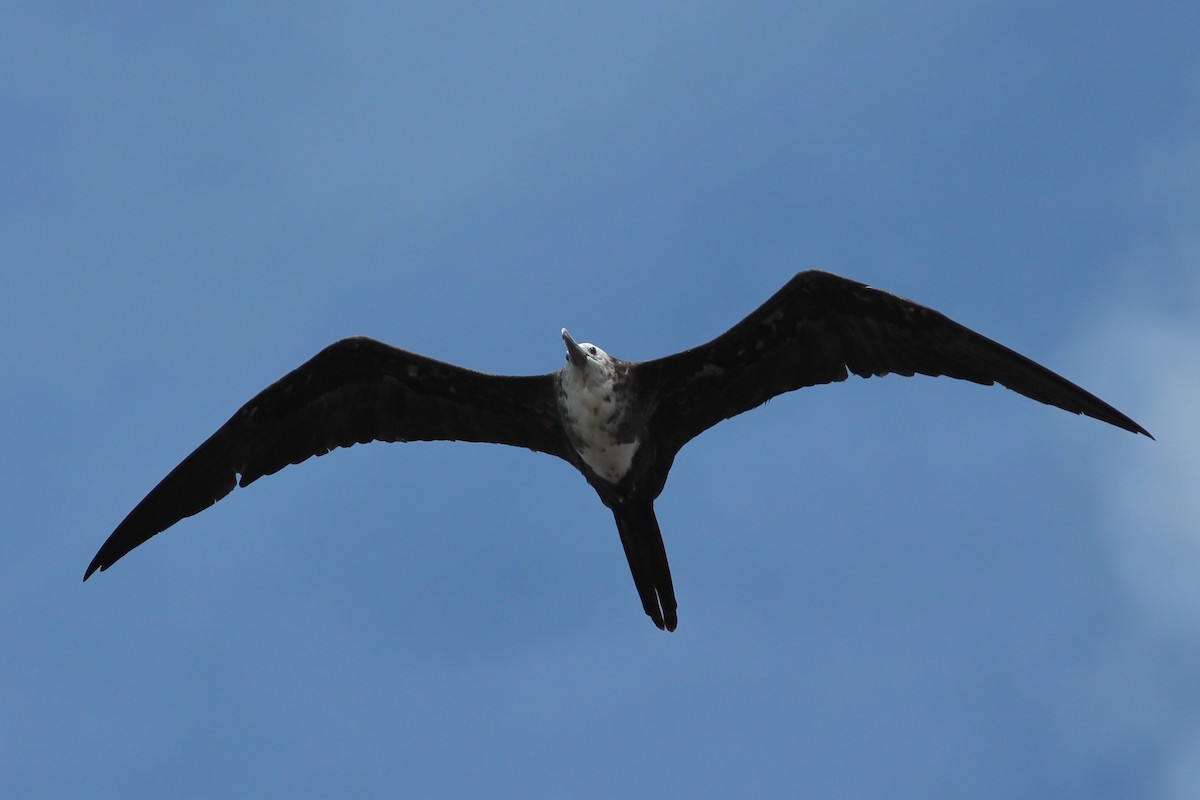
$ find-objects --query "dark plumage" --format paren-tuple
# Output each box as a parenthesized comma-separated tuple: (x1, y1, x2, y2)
(86, 271, 1151, 630)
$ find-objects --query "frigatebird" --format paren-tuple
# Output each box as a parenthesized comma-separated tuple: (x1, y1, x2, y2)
(85, 271, 1151, 631)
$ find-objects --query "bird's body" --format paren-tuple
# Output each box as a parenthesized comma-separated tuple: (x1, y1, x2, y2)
(86, 271, 1151, 631)
(556, 335, 641, 485)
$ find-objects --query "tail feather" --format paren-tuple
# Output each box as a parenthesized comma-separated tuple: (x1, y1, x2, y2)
(612, 503, 678, 632)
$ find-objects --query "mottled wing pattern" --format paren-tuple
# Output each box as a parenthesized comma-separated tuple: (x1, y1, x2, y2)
(85, 337, 568, 578)
(642, 270, 1151, 451)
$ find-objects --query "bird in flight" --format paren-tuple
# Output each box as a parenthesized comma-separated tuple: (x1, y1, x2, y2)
(86, 271, 1151, 631)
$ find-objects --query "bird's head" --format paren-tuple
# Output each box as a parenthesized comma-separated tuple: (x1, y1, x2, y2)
(561, 329, 615, 378)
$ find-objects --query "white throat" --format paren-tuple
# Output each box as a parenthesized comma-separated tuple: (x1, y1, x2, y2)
(557, 337, 640, 484)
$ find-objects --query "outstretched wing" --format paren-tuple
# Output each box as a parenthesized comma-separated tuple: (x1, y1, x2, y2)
(641, 271, 1151, 451)
(86, 336, 569, 579)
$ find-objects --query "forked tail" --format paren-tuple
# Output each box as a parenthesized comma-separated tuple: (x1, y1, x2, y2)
(612, 502, 678, 631)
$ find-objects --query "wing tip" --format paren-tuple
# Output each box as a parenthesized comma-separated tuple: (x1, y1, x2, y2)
(1107, 413, 1153, 440)
(82, 558, 104, 582)
(83, 542, 122, 581)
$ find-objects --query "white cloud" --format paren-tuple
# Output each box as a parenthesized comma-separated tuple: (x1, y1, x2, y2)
(1084, 249, 1200, 642)
(1072, 237, 1200, 799)
(1167, 727, 1200, 800)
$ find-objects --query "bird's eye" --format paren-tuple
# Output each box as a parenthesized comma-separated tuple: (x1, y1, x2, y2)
(588, 347, 597, 355)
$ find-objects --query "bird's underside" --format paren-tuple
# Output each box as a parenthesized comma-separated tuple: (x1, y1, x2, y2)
(86, 270, 1151, 632)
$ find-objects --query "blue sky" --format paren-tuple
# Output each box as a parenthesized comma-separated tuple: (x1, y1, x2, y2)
(4, 2, 1198, 797)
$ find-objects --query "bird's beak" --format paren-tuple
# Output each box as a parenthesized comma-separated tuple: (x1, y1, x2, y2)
(562, 328, 588, 367)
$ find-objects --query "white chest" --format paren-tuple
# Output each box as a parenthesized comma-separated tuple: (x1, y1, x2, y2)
(558, 370, 640, 484)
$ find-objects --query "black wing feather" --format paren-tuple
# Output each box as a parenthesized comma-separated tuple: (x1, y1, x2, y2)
(643, 271, 1151, 449)
(85, 337, 568, 579)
